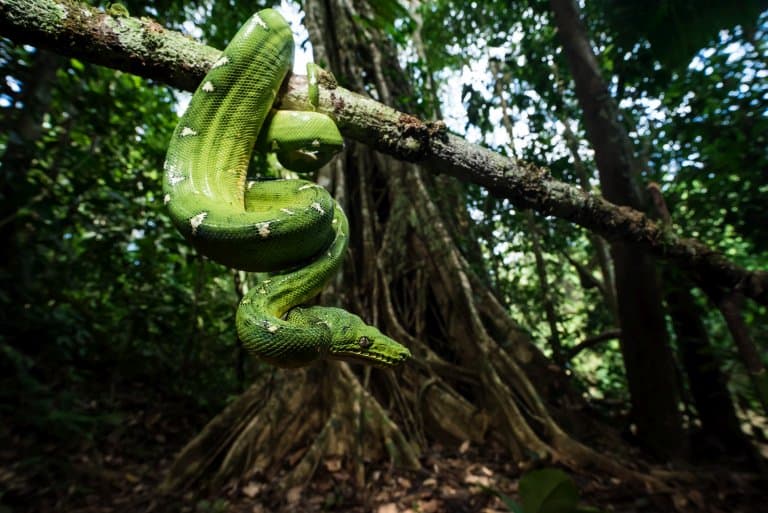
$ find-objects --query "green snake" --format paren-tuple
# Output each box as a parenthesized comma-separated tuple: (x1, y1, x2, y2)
(163, 9, 410, 368)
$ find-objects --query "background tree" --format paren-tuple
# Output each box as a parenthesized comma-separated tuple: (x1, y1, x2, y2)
(0, 0, 766, 511)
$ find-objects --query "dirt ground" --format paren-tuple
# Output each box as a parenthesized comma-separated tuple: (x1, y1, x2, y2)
(1, 385, 766, 513)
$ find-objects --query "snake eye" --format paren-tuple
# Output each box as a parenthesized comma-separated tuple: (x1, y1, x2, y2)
(358, 336, 372, 349)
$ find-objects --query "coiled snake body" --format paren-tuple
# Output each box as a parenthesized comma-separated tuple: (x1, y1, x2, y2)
(163, 9, 410, 367)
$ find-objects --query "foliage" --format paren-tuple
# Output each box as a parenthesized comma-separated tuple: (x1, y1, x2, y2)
(0, 3, 266, 447)
(596, 0, 766, 70)
(0, 0, 766, 497)
(484, 468, 602, 513)
(414, 0, 767, 410)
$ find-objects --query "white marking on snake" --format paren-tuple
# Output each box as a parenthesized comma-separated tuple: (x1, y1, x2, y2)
(280, 208, 295, 215)
(190, 212, 207, 234)
(257, 222, 271, 238)
(298, 183, 318, 191)
(311, 202, 325, 214)
(253, 14, 268, 29)
(163, 193, 171, 205)
(167, 171, 185, 186)
(211, 55, 229, 69)
(202, 81, 215, 92)
(262, 320, 279, 333)
(180, 127, 197, 137)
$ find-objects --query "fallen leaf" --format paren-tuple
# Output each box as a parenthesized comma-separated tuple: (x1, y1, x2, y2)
(324, 458, 342, 472)
(688, 489, 705, 508)
(241, 481, 261, 498)
(440, 484, 458, 497)
(377, 502, 399, 513)
(672, 492, 688, 510)
(285, 486, 302, 505)
(479, 465, 493, 477)
(418, 499, 441, 512)
(465, 474, 492, 488)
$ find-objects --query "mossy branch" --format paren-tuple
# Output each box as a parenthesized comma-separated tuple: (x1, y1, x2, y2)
(0, 0, 765, 305)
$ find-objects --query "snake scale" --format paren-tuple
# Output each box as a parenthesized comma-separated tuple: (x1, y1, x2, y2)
(163, 9, 410, 367)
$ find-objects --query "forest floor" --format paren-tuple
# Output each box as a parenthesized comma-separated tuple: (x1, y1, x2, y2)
(1, 381, 766, 513)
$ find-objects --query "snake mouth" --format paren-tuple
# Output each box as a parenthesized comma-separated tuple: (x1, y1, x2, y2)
(330, 350, 410, 367)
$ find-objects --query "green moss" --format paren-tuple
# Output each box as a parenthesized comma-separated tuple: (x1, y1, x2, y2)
(106, 3, 129, 17)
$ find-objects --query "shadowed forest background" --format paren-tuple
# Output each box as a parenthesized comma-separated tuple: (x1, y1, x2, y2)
(0, 0, 767, 512)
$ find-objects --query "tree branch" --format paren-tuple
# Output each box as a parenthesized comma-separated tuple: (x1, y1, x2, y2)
(565, 329, 621, 360)
(1, 0, 765, 305)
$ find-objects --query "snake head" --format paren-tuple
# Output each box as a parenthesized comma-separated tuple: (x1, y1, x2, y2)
(324, 309, 411, 367)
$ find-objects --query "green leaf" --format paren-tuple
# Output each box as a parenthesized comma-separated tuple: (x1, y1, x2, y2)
(519, 468, 580, 513)
(496, 490, 526, 513)
(481, 485, 526, 513)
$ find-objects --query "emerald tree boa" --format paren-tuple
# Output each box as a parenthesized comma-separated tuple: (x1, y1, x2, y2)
(163, 9, 410, 367)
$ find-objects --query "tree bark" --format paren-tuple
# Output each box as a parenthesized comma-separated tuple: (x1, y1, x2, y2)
(527, 212, 563, 364)
(0, 0, 765, 306)
(666, 278, 755, 460)
(549, 0, 687, 459)
(715, 292, 768, 415)
(646, 183, 755, 461)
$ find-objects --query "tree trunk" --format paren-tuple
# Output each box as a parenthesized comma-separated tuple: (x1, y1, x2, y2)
(549, 0, 687, 459)
(645, 184, 755, 463)
(0, 49, 64, 291)
(666, 275, 755, 462)
(714, 292, 768, 415)
(158, 0, 654, 498)
(526, 212, 563, 364)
